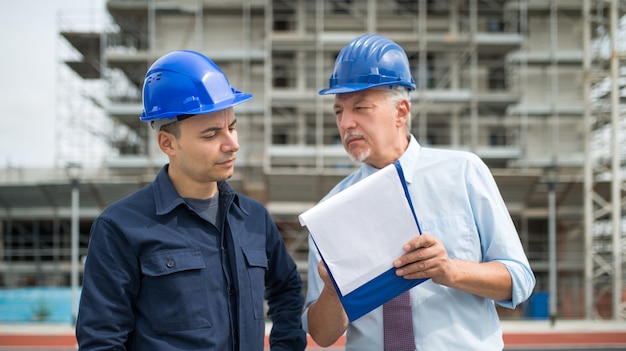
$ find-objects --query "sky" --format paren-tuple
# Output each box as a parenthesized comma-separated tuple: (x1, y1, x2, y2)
(0, 0, 104, 168)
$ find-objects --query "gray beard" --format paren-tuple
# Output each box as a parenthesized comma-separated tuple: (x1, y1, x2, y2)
(348, 148, 370, 163)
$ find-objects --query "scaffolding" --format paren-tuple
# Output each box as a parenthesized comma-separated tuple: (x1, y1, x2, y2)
(55, 6, 111, 169)
(0, 0, 621, 321)
(584, 0, 626, 320)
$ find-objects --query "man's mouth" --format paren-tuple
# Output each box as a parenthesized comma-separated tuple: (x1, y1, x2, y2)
(217, 157, 236, 166)
(344, 132, 365, 147)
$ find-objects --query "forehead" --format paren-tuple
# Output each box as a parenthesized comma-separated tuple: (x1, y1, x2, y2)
(334, 89, 385, 106)
(182, 108, 235, 126)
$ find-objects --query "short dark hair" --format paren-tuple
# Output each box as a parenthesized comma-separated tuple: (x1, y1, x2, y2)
(159, 120, 181, 138)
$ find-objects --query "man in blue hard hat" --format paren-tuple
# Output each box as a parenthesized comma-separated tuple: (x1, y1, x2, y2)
(76, 50, 306, 351)
(302, 34, 535, 350)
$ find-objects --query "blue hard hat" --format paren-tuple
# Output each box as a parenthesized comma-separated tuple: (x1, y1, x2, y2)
(140, 50, 253, 123)
(319, 34, 416, 95)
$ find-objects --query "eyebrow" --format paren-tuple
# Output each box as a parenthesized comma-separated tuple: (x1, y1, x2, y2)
(199, 118, 237, 134)
(334, 97, 367, 109)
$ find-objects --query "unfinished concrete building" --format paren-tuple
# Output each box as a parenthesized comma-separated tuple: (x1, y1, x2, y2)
(1, 0, 625, 322)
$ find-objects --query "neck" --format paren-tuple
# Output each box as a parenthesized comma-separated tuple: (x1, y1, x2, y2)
(167, 167, 218, 199)
(368, 135, 410, 169)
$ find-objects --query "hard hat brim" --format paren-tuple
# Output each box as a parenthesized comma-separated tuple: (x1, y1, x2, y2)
(184, 92, 253, 117)
(319, 83, 373, 95)
(141, 92, 253, 123)
(319, 82, 414, 95)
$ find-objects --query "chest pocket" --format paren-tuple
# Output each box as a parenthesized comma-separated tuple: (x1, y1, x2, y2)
(242, 248, 268, 320)
(141, 248, 206, 275)
(419, 215, 481, 261)
(140, 248, 211, 332)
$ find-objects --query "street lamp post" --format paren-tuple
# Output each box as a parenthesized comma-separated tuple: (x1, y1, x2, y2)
(546, 164, 558, 326)
(66, 162, 82, 324)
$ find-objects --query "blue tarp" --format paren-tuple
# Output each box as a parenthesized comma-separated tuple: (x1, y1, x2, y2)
(0, 287, 81, 323)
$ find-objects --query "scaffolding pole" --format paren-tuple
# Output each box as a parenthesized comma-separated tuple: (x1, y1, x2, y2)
(582, 0, 594, 320)
(608, 0, 623, 321)
(585, 0, 625, 321)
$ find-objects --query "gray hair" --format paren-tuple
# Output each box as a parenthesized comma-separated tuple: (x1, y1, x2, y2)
(379, 87, 412, 137)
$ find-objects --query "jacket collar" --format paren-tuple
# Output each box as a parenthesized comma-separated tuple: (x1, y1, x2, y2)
(153, 164, 242, 216)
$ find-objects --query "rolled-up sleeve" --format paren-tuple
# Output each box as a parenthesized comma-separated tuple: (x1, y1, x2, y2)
(466, 155, 536, 308)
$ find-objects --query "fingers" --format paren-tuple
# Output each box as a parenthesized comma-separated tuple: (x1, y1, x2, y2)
(317, 261, 340, 298)
(396, 260, 446, 280)
(402, 233, 436, 252)
(395, 234, 437, 267)
(394, 233, 450, 281)
(317, 261, 329, 281)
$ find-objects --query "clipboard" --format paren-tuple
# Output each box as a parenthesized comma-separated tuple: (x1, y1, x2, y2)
(299, 161, 428, 322)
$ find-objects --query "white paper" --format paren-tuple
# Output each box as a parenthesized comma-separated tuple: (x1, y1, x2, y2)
(298, 163, 420, 296)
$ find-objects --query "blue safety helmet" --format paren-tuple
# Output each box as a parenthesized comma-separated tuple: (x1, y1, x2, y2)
(140, 50, 252, 126)
(319, 34, 416, 95)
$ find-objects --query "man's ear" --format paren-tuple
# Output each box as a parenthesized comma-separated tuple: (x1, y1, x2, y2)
(395, 99, 410, 128)
(157, 131, 177, 157)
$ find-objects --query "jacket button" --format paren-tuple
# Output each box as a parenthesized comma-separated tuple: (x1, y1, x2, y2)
(166, 259, 175, 268)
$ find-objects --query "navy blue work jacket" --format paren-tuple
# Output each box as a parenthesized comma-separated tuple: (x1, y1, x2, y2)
(76, 165, 306, 351)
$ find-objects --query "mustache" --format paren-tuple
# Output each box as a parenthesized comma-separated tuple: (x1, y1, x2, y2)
(343, 131, 364, 144)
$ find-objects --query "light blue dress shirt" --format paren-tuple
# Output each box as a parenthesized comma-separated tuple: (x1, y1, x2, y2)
(302, 135, 536, 351)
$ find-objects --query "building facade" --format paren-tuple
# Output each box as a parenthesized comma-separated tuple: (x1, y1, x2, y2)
(1, 0, 625, 321)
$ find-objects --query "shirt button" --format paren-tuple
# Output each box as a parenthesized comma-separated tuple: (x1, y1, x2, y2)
(166, 259, 175, 268)
(228, 286, 235, 295)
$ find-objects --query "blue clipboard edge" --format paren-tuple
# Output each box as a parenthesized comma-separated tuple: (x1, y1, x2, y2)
(394, 160, 422, 234)
(308, 161, 429, 322)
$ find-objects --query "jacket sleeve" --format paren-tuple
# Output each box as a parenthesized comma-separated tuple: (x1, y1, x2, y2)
(263, 210, 307, 351)
(76, 217, 138, 351)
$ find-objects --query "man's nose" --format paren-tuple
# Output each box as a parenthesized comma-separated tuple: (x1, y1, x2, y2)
(223, 131, 239, 153)
(338, 110, 357, 130)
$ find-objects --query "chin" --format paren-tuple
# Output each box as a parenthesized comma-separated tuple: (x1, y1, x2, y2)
(348, 149, 370, 163)
(220, 170, 234, 181)
(211, 169, 234, 183)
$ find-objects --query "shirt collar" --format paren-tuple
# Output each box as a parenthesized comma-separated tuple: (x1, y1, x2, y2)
(397, 134, 420, 185)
